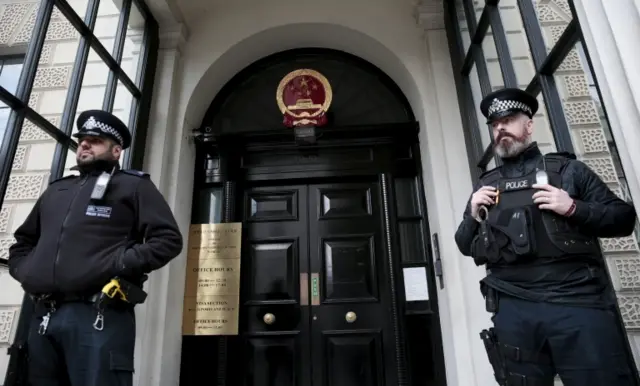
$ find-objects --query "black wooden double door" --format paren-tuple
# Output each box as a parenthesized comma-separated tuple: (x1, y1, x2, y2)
(240, 178, 398, 386)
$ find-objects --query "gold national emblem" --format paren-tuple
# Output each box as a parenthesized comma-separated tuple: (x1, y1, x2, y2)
(276, 69, 333, 127)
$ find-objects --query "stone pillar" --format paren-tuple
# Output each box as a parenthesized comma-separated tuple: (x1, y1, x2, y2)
(134, 23, 192, 386)
(415, 2, 496, 385)
(573, 0, 640, 368)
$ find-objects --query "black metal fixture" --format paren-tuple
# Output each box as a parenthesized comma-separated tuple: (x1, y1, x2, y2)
(294, 125, 317, 145)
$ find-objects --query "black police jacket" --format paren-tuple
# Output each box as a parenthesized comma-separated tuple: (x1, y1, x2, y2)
(7, 161, 183, 295)
(455, 142, 637, 259)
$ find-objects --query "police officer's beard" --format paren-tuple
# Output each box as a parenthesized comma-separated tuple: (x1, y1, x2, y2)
(494, 133, 532, 159)
(76, 151, 118, 170)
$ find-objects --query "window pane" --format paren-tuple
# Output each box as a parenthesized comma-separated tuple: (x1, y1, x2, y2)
(532, 93, 558, 155)
(533, 0, 573, 51)
(0, 61, 23, 94)
(114, 81, 135, 127)
(114, 80, 136, 165)
(468, 63, 496, 169)
(57, 0, 89, 26)
(0, 119, 60, 379)
(455, 0, 472, 55)
(122, 2, 145, 85)
(0, 56, 27, 158)
(96, 0, 121, 56)
(469, 64, 492, 151)
(75, 48, 112, 132)
(497, 1, 536, 88)
(473, 1, 486, 23)
(27, 4, 81, 131)
(63, 147, 80, 177)
(482, 27, 506, 92)
(0, 108, 11, 148)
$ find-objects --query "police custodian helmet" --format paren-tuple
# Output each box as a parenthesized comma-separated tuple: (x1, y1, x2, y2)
(480, 88, 539, 124)
(73, 109, 132, 150)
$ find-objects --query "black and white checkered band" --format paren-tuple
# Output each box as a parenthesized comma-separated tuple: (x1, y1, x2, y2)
(488, 98, 532, 116)
(81, 116, 123, 146)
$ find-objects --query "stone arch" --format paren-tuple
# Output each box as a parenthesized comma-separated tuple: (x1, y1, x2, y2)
(199, 47, 417, 134)
(178, 22, 429, 134)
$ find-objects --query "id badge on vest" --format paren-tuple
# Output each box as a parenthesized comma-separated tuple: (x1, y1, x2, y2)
(86, 169, 115, 219)
(535, 170, 548, 185)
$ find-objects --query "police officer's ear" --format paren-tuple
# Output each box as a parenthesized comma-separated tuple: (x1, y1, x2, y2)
(524, 114, 534, 136)
(109, 141, 122, 159)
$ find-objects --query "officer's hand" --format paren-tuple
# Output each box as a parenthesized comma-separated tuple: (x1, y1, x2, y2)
(471, 186, 498, 220)
(532, 184, 574, 216)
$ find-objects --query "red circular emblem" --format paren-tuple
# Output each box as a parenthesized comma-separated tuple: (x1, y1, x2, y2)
(276, 69, 333, 127)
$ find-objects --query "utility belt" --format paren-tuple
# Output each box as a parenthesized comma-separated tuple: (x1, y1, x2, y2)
(33, 277, 147, 335)
(31, 292, 101, 305)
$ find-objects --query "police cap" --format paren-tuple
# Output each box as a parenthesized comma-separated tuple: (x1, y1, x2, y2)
(480, 88, 539, 124)
(73, 110, 132, 149)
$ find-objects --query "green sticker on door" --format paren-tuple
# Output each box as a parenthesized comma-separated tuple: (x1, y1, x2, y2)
(311, 273, 320, 306)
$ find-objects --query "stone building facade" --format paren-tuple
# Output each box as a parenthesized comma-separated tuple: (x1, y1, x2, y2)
(0, 0, 638, 385)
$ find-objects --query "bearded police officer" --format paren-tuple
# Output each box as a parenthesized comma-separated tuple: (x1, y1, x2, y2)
(454, 88, 639, 386)
(7, 110, 183, 386)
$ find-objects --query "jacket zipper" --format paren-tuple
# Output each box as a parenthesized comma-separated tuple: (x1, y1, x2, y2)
(53, 175, 88, 288)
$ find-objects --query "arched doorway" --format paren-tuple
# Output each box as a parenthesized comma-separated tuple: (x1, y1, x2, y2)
(179, 48, 446, 386)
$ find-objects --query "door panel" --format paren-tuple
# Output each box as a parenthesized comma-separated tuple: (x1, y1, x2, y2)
(323, 332, 385, 386)
(241, 180, 397, 386)
(244, 335, 300, 386)
(242, 185, 311, 386)
(309, 181, 397, 386)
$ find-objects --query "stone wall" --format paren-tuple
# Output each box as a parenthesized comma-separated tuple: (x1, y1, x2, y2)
(0, 0, 140, 380)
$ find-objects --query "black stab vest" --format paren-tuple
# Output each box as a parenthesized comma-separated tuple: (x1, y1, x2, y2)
(471, 153, 600, 266)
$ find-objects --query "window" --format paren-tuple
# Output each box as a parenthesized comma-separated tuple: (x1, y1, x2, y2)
(446, 0, 632, 182)
(0, 56, 23, 147)
(0, 0, 158, 382)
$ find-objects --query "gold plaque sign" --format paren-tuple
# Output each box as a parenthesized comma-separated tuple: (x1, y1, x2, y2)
(182, 223, 242, 336)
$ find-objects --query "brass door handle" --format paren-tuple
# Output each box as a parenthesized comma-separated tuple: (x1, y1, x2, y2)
(263, 313, 276, 325)
(345, 311, 357, 323)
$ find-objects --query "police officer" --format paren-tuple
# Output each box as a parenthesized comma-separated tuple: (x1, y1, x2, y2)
(455, 88, 639, 386)
(7, 110, 183, 386)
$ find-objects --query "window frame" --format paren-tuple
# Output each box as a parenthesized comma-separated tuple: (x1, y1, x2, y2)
(0, 0, 159, 212)
(444, 0, 609, 179)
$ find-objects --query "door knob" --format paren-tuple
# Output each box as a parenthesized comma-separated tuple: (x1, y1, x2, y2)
(345, 311, 357, 323)
(263, 313, 276, 325)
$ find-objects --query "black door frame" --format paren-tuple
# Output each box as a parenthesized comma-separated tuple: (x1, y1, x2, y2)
(188, 121, 447, 386)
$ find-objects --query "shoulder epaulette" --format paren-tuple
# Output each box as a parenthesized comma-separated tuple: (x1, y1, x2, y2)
(478, 167, 501, 186)
(543, 152, 575, 174)
(48, 174, 77, 185)
(120, 169, 150, 178)
(545, 151, 577, 160)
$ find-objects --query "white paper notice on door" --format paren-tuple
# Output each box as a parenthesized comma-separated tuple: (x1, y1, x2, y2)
(403, 267, 429, 301)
